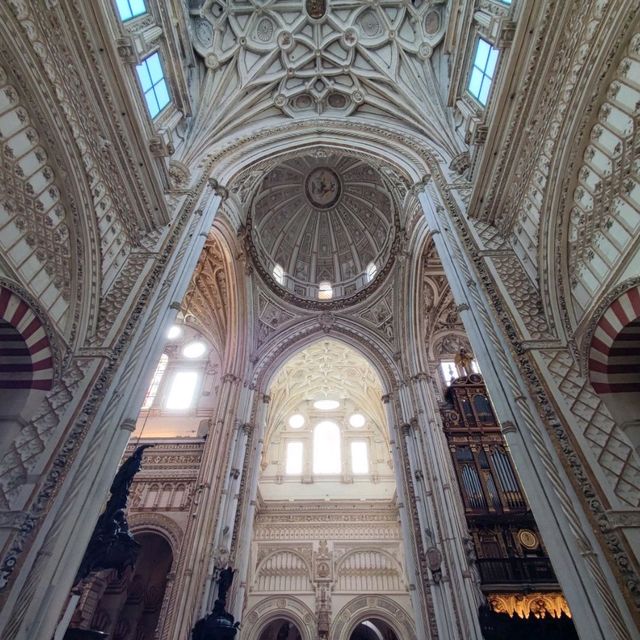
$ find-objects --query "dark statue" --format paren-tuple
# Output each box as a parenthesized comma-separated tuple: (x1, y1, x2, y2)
(191, 566, 240, 640)
(73, 444, 154, 585)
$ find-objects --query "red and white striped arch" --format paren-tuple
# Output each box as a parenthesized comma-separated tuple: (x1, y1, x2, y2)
(589, 285, 640, 395)
(0, 287, 54, 391)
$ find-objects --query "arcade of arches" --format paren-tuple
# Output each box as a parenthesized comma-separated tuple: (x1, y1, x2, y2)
(0, 2, 639, 640)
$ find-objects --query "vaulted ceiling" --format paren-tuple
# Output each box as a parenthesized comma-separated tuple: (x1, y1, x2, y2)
(179, 0, 464, 166)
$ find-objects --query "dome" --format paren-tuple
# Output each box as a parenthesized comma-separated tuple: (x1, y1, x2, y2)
(247, 152, 397, 304)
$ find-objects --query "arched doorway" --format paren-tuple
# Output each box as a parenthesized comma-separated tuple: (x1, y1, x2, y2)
(589, 285, 640, 449)
(0, 286, 54, 456)
(88, 532, 173, 639)
(349, 618, 400, 640)
(258, 618, 303, 640)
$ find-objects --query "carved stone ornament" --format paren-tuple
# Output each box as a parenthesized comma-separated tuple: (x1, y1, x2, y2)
(306, 0, 327, 20)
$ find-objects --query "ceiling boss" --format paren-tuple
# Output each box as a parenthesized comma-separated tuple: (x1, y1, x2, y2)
(306, 0, 327, 19)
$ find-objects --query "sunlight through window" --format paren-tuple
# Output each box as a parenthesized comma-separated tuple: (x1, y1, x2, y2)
(313, 399, 339, 411)
(286, 442, 303, 475)
(468, 38, 499, 106)
(366, 262, 377, 283)
(273, 263, 285, 285)
(136, 53, 170, 118)
(141, 353, 168, 410)
(349, 413, 366, 428)
(351, 441, 369, 474)
(183, 341, 207, 359)
(115, 0, 146, 21)
(166, 371, 198, 409)
(167, 325, 182, 340)
(313, 421, 341, 474)
(318, 281, 333, 300)
(288, 414, 305, 429)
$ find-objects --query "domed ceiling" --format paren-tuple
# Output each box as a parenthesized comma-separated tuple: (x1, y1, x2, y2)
(247, 153, 398, 305)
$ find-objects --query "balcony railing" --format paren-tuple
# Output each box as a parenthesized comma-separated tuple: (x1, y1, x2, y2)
(477, 557, 557, 586)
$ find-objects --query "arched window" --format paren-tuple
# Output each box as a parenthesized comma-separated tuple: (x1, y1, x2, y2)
(141, 353, 168, 410)
(365, 262, 377, 283)
(273, 263, 285, 285)
(313, 421, 341, 474)
(318, 281, 333, 300)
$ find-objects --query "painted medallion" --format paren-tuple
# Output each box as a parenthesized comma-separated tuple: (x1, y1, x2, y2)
(305, 167, 341, 209)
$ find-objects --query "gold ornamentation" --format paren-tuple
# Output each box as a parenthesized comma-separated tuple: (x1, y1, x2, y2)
(517, 529, 539, 550)
(488, 593, 572, 620)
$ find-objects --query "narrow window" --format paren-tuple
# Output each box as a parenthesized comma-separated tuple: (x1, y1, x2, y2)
(365, 262, 377, 283)
(351, 441, 369, 475)
(141, 353, 168, 410)
(318, 281, 333, 300)
(313, 421, 341, 474)
(273, 263, 285, 285)
(439, 360, 457, 386)
(468, 38, 499, 106)
(115, 0, 146, 21)
(136, 53, 171, 118)
(286, 442, 303, 475)
(166, 371, 198, 410)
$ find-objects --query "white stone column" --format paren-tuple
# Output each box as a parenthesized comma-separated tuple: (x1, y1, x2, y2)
(231, 394, 270, 622)
(381, 396, 430, 640)
(417, 184, 637, 640)
(401, 375, 484, 640)
(169, 371, 244, 638)
(0, 185, 224, 640)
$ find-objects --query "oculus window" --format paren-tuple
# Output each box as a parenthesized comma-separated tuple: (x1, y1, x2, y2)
(286, 442, 304, 475)
(468, 38, 499, 106)
(166, 324, 182, 340)
(288, 414, 305, 429)
(115, 0, 146, 21)
(313, 399, 339, 411)
(136, 53, 170, 118)
(313, 421, 341, 474)
(141, 353, 168, 410)
(166, 371, 198, 410)
(349, 413, 365, 428)
(351, 441, 369, 475)
(182, 341, 207, 359)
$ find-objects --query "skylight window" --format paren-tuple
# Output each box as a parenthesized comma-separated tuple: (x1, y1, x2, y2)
(313, 399, 339, 411)
(318, 281, 333, 300)
(313, 421, 341, 474)
(115, 0, 146, 21)
(141, 353, 168, 410)
(286, 442, 303, 475)
(351, 441, 369, 475)
(136, 53, 170, 118)
(273, 263, 285, 285)
(468, 38, 499, 106)
(365, 262, 377, 283)
(166, 371, 198, 409)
